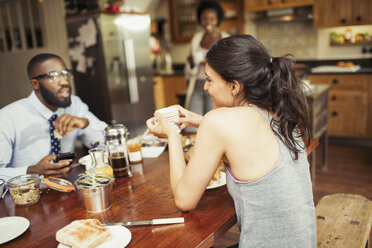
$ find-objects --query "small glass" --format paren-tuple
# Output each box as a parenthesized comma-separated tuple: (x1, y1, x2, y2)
(7, 174, 40, 206)
(128, 138, 143, 164)
(89, 148, 113, 178)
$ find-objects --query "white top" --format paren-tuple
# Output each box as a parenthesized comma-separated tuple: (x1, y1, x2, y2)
(185, 30, 230, 80)
(0, 91, 107, 179)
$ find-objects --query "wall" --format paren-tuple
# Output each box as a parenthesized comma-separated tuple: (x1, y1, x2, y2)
(0, 0, 70, 108)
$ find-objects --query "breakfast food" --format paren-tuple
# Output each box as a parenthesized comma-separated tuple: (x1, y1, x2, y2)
(336, 61, 355, 68)
(54, 130, 63, 139)
(9, 183, 40, 205)
(56, 219, 111, 248)
(208, 163, 225, 187)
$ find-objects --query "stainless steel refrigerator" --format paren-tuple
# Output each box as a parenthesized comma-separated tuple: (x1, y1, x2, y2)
(66, 12, 154, 137)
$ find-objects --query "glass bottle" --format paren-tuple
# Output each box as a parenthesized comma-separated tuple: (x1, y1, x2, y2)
(88, 148, 113, 178)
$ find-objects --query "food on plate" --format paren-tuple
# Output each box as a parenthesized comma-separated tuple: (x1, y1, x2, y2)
(56, 219, 111, 248)
(54, 130, 63, 139)
(208, 163, 225, 187)
(336, 61, 355, 68)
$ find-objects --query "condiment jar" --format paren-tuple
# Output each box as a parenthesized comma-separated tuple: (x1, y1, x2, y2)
(104, 124, 131, 177)
(7, 174, 40, 206)
(89, 148, 113, 178)
(128, 138, 143, 164)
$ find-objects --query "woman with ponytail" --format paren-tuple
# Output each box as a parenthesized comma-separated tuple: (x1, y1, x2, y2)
(147, 35, 316, 247)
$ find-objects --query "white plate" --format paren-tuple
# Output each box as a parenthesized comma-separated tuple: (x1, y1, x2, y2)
(0, 216, 30, 244)
(78, 154, 92, 168)
(58, 225, 131, 248)
(207, 172, 226, 190)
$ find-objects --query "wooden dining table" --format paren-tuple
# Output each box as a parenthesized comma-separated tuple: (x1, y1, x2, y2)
(0, 150, 237, 247)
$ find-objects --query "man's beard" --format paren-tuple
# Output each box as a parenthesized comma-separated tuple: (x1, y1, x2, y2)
(39, 83, 71, 108)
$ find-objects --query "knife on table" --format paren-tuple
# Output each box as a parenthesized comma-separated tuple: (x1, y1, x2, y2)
(102, 217, 184, 226)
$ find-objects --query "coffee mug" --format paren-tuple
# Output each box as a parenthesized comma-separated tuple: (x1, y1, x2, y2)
(155, 106, 181, 133)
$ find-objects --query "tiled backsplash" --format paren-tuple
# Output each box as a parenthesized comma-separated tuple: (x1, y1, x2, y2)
(256, 21, 317, 59)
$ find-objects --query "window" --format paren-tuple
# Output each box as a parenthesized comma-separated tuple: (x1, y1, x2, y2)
(0, 0, 44, 52)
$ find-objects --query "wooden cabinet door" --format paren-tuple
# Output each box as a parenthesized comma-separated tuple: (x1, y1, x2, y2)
(351, 0, 372, 25)
(308, 74, 368, 91)
(308, 74, 370, 138)
(153, 75, 187, 109)
(245, 0, 313, 11)
(245, 0, 271, 12)
(313, 0, 352, 28)
(328, 91, 368, 138)
(279, 0, 314, 8)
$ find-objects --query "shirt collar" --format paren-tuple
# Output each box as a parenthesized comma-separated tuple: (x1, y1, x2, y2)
(28, 91, 63, 119)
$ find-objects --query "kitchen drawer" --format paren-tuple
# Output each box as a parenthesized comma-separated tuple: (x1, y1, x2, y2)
(308, 74, 369, 91)
(328, 103, 367, 138)
(329, 90, 368, 107)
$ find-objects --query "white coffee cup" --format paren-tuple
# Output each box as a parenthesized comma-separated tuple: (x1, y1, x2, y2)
(155, 106, 181, 133)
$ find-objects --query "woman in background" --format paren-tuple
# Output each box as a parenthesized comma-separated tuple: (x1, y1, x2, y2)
(147, 35, 316, 247)
(184, 0, 229, 116)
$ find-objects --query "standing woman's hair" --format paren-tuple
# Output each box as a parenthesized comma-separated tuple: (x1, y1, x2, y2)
(196, 0, 224, 26)
(206, 35, 311, 160)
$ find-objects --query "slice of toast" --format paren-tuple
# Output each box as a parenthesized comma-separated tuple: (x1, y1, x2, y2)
(56, 219, 111, 248)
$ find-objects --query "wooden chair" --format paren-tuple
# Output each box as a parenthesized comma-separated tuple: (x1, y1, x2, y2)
(316, 193, 372, 248)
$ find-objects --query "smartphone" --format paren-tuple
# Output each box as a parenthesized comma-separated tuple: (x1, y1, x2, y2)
(55, 152, 76, 162)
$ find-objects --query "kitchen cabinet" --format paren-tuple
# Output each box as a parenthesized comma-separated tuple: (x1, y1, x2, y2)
(168, 0, 243, 43)
(153, 75, 187, 109)
(307, 74, 371, 139)
(313, 0, 372, 28)
(306, 84, 330, 178)
(245, 0, 313, 12)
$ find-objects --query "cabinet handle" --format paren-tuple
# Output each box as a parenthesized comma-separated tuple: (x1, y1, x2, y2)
(332, 78, 338, 84)
(331, 95, 337, 101)
(340, 18, 346, 24)
(281, 0, 286, 3)
(356, 16, 362, 22)
(331, 111, 338, 117)
(267, 0, 272, 5)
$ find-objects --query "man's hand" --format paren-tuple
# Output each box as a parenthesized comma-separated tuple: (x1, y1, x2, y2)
(54, 114, 89, 137)
(27, 155, 72, 177)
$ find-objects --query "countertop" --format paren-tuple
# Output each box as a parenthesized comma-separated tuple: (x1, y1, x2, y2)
(308, 67, 372, 74)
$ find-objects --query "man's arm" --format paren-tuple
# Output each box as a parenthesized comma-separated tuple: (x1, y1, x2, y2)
(71, 96, 107, 149)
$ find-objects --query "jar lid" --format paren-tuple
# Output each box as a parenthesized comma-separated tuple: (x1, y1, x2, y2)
(43, 177, 75, 192)
(104, 124, 128, 137)
(7, 174, 39, 188)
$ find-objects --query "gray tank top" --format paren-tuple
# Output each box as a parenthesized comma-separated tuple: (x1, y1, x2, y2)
(225, 106, 316, 248)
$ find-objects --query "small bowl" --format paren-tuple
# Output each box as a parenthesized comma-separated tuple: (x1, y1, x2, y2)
(7, 174, 40, 206)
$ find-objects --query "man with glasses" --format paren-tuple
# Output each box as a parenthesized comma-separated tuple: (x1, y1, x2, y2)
(0, 53, 107, 179)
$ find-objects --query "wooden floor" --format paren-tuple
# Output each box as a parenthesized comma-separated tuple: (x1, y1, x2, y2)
(213, 143, 372, 247)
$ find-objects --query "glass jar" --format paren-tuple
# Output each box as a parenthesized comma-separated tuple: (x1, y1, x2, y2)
(7, 174, 40, 206)
(128, 138, 143, 164)
(89, 148, 114, 178)
(104, 124, 131, 177)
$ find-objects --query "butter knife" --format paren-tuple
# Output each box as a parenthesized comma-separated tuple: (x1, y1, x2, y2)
(102, 217, 184, 226)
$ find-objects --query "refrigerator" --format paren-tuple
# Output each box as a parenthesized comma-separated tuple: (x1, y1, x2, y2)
(66, 12, 155, 137)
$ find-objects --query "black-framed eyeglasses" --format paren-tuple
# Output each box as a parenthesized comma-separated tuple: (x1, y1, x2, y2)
(33, 69, 73, 83)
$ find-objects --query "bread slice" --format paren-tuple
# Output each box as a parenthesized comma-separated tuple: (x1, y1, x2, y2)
(56, 219, 111, 248)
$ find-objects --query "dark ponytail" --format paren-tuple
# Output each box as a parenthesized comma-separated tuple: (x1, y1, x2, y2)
(269, 55, 311, 159)
(206, 35, 311, 160)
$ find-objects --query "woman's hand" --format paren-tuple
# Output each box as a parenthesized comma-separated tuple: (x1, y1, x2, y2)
(146, 112, 178, 138)
(172, 105, 203, 130)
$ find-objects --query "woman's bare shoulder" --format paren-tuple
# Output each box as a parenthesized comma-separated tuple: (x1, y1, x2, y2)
(201, 107, 260, 131)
